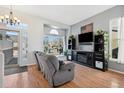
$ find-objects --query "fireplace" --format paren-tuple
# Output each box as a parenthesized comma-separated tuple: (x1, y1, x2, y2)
(77, 53, 87, 63)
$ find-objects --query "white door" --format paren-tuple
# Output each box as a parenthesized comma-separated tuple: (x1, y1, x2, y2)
(19, 30, 28, 66)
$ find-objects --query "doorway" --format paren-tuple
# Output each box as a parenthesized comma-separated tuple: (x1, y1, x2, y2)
(0, 30, 19, 75)
(0, 29, 28, 76)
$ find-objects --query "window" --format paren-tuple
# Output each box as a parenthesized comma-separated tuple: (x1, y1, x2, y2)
(43, 35, 65, 55)
(50, 29, 59, 35)
(109, 18, 121, 61)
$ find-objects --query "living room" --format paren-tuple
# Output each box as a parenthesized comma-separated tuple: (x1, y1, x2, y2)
(0, 1, 124, 92)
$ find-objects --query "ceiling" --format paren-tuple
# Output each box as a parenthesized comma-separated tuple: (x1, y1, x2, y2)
(2, 5, 115, 25)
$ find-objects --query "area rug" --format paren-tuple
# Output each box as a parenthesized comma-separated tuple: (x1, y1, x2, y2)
(5, 58, 17, 65)
(4, 66, 27, 76)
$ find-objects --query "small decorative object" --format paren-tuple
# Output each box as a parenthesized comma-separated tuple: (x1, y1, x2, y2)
(0, 34, 3, 40)
(99, 38, 103, 43)
(69, 35, 75, 39)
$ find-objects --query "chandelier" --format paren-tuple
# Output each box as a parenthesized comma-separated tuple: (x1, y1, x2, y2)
(0, 6, 20, 26)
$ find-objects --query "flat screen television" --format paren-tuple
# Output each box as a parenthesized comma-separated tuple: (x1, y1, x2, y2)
(78, 32, 93, 43)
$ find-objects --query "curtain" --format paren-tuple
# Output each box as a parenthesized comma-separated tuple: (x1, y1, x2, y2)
(118, 17, 124, 64)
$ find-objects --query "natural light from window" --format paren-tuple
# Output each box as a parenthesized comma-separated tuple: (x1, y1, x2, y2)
(50, 29, 59, 35)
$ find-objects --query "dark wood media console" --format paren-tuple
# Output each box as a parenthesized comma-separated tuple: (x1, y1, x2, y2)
(72, 50, 94, 68)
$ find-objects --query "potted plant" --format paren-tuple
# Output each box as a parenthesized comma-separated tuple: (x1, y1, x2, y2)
(69, 35, 75, 39)
(96, 29, 105, 35)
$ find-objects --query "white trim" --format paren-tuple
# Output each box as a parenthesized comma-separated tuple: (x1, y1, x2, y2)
(1, 47, 13, 51)
(108, 68, 124, 75)
(0, 51, 4, 88)
(0, 28, 20, 32)
(109, 58, 118, 62)
(27, 63, 36, 66)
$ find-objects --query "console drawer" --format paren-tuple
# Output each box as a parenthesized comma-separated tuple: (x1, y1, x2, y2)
(95, 61, 103, 69)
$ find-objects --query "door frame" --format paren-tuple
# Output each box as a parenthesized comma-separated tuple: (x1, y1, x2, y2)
(0, 28, 20, 88)
(0, 28, 20, 65)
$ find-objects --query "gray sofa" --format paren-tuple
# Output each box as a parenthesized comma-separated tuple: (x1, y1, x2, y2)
(34, 51, 75, 87)
(34, 51, 41, 71)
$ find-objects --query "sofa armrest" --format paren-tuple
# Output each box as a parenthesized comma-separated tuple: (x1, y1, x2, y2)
(59, 63, 75, 71)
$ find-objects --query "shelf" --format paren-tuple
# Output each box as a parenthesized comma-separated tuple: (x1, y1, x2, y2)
(95, 43, 104, 45)
(95, 56, 103, 59)
(95, 50, 104, 53)
(94, 34, 108, 71)
(95, 53, 103, 56)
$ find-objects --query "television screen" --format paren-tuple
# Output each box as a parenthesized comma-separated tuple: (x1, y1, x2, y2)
(78, 32, 93, 42)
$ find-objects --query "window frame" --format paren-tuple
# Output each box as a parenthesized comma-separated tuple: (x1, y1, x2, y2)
(109, 17, 121, 62)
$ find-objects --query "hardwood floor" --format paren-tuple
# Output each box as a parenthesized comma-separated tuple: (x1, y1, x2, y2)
(4, 62, 124, 88)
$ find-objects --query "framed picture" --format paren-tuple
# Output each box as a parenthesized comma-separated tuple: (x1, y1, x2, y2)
(81, 23, 93, 33)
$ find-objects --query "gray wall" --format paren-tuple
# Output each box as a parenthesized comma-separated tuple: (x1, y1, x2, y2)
(71, 5, 124, 72)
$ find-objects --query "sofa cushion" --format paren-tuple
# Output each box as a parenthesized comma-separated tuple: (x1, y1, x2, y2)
(47, 55, 60, 71)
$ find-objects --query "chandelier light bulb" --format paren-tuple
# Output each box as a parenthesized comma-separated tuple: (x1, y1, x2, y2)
(4, 15, 9, 19)
(0, 16, 4, 22)
(17, 20, 20, 23)
(14, 17, 18, 20)
(0, 16, 4, 19)
(17, 20, 20, 25)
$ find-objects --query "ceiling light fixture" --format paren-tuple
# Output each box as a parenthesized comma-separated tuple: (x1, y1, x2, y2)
(0, 5, 21, 26)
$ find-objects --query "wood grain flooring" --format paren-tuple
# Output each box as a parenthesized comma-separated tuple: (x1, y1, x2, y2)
(4, 61, 124, 88)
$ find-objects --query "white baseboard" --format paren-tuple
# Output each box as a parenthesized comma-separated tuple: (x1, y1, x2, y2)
(27, 63, 36, 66)
(19, 63, 36, 67)
(108, 68, 124, 75)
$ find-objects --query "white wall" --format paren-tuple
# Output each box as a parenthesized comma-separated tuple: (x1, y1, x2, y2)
(0, 6, 70, 65)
